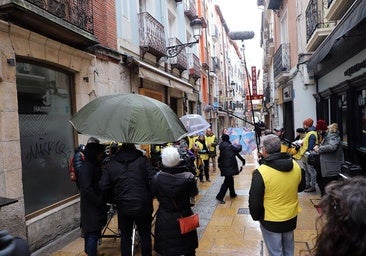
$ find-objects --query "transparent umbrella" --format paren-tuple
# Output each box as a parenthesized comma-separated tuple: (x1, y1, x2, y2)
(179, 114, 210, 137)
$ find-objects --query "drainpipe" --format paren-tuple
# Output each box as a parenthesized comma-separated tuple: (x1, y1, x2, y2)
(203, 0, 211, 105)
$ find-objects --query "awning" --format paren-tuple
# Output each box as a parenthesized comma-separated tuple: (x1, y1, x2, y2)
(139, 67, 173, 88)
(134, 59, 194, 94)
(307, 0, 366, 70)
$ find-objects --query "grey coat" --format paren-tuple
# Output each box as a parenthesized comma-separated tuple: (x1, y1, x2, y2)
(318, 131, 344, 177)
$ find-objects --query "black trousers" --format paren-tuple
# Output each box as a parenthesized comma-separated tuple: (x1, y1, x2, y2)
(198, 159, 210, 181)
(117, 212, 152, 256)
(216, 175, 235, 200)
(315, 164, 339, 197)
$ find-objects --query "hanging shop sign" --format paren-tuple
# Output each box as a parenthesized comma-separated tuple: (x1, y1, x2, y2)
(251, 66, 257, 96)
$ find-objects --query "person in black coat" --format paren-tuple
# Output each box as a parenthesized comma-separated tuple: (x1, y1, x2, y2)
(100, 143, 156, 256)
(152, 146, 199, 256)
(0, 230, 30, 256)
(78, 138, 107, 256)
(216, 134, 244, 204)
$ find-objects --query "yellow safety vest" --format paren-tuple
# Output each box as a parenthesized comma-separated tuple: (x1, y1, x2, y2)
(194, 140, 209, 160)
(258, 161, 302, 221)
(205, 134, 217, 152)
(293, 131, 318, 160)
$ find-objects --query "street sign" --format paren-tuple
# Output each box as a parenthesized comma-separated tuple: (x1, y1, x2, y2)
(246, 95, 263, 100)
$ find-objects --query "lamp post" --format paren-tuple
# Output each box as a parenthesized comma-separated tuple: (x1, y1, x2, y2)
(165, 18, 203, 58)
(228, 30, 261, 149)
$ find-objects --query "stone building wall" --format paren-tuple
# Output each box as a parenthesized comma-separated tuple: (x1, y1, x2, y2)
(0, 20, 130, 252)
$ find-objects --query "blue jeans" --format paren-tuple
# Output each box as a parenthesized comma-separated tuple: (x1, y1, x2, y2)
(260, 224, 294, 256)
(84, 231, 100, 256)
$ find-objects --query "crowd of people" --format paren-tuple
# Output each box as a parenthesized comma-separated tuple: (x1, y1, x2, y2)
(71, 127, 227, 256)
(252, 117, 363, 256)
(57, 118, 363, 256)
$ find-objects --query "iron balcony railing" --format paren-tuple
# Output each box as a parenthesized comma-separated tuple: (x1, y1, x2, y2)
(27, 0, 94, 33)
(168, 37, 188, 71)
(188, 53, 200, 79)
(273, 43, 290, 79)
(138, 12, 166, 58)
(306, 0, 335, 42)
(183, 0, 198, 20)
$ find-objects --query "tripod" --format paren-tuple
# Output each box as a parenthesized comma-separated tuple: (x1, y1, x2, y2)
(100, 204, 157, 255)
(101, 204, 120, 239)
(100, 204, 141, 255)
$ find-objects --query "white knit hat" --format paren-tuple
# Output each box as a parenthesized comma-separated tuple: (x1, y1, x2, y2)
(161, 146, 181, 167)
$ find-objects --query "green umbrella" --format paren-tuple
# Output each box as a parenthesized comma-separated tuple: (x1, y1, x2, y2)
(69, 93, 187, 144)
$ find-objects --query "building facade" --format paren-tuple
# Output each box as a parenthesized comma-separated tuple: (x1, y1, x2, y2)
(307, 0, 366, 170)
(260, 0, 366, 170)
(0, 0, 130, 253)
(0, 0, 247, 254)
(261, 0, 318, 140)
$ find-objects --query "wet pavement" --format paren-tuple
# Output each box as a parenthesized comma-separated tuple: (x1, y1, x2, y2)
(50, 152, 321, 256)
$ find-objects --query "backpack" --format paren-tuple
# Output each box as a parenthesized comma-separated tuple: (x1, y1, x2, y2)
(69, 144, 85, 182)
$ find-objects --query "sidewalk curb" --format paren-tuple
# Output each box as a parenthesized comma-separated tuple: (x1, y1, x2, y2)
(31, 228, 81, 256)
(193, 175, 223, 239)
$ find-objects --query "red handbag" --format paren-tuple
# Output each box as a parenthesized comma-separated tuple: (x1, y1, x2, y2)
(172, 198, 199, 234)
(177, 213, 200, 234)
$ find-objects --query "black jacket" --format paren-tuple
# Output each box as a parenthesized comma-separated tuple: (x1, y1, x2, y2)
(78, 143, 107, 234)
(152, 167, 199, 256)
(218, 140, 243, 176)
(100, 148, 156, 216)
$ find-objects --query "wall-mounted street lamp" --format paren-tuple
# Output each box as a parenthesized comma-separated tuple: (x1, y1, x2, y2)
(165, 18, 203, 58)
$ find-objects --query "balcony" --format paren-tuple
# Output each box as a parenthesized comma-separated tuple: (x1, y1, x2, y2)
(268, 0, 283, 10)
(325, 0, 356, 21)
(200, 47, 210, 71)
(273, 43, 290, 82)
(211, 56, 220, 72)
(138, 12, 166, 60)
(0, 0, 97, 49)
(264, 38, 274, 65)
(183, 0, 197, 21)
(211, 25, 219, 43)
(306, 0, 336, 52)
(168, 37, 188, 73)
(188, 53, 200, 80)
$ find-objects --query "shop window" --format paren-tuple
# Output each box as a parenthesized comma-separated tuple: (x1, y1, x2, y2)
(338, 94, 347, 145)
(16, 61, 77, 215)
(358, 89, 366, 151)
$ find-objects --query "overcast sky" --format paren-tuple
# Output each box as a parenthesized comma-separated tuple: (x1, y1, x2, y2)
(215, 0, 263, 72)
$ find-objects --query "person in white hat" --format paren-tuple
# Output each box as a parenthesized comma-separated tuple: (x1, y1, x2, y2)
(152, 146, 199, 256)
